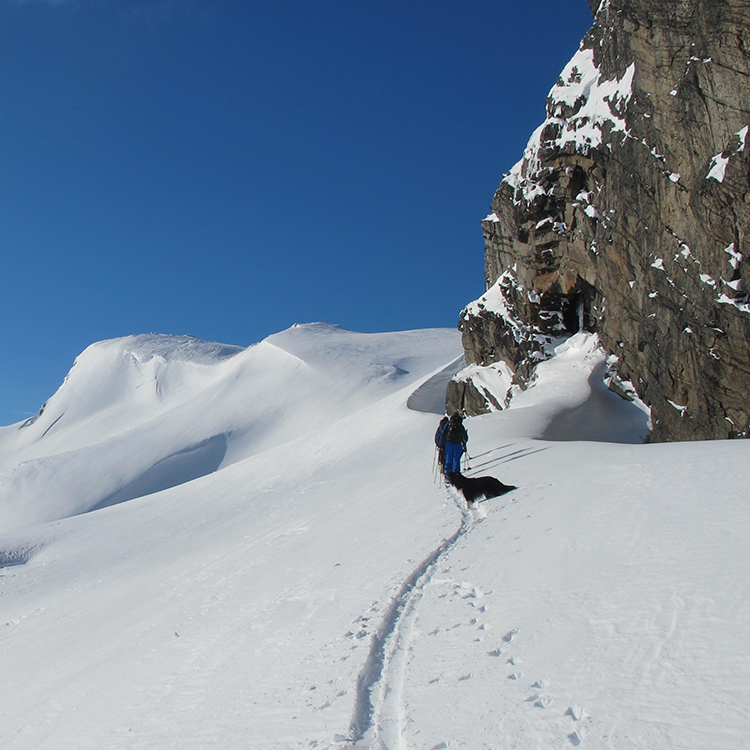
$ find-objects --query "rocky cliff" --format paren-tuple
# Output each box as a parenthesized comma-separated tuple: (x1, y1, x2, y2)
(450, 0, 750, 441)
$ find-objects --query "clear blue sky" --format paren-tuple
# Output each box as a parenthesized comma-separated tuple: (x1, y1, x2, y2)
(0, 0, 593, 425)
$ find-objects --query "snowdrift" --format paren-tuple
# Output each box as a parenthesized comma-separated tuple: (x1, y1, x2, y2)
(0, 325, 746, 750)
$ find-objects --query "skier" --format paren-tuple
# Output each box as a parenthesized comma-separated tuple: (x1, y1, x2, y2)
(442, 412, 468, 476)
(434, 415, 449, 471)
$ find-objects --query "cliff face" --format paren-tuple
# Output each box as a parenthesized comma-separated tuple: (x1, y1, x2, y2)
(451, 0, 750, 441)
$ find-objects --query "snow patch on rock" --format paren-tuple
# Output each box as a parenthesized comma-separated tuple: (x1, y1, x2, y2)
(504, 46, 635, 205)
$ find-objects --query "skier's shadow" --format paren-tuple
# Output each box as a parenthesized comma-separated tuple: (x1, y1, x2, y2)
(467, 443, 548, 474)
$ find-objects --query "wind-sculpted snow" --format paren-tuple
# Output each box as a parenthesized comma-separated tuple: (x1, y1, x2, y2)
(0, 537, 48, 568)
(406, 356, 465, 414)
(90, 434, 229, 512)
(0, 325, 747, 749)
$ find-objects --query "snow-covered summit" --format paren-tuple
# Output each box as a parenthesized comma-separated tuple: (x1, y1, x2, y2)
(8, 334, 244, 443)
(100, 333, 245, 364)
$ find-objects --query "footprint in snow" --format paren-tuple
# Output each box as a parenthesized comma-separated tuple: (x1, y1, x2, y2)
(568, 730, 583, 746)
(525, 691, 552, 708)
(566, 705, 584, 721)
(456, 581, 484, 599)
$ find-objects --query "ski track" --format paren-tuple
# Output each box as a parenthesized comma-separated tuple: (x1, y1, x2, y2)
(340, 488, 477, 750)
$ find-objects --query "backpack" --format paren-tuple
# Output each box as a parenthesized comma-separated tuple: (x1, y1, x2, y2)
(445, 419, 466, 444)
(434, 417, 449, 447)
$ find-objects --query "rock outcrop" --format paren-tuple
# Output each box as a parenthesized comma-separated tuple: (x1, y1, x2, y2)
(451, 0, 750, 442)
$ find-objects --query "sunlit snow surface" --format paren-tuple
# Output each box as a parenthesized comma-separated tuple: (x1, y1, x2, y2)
(0, 325, 747, 749)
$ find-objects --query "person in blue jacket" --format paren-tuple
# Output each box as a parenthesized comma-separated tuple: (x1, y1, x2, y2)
(440, 412, 468, 475)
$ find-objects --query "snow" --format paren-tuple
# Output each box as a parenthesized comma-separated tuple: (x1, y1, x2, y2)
(705, 127, 748, 182)
(667, 398, 687, 416)
(547, 48, 635, 150)
(713, 244, 749, 313)
(707, 153, 730, 182)
(464, 270, 528, 337)
(724, 242, 743, 270)
(452, 361, 514, 412)
(0, 324, 748, 749)
(717, 293, 750, 314)
(737, 125, 749, 152)
(593, 0, 610, 18)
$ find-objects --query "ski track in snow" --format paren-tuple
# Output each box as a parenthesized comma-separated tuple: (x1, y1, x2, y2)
(337, 479, 596, 750)
(339, 486, 479, 750)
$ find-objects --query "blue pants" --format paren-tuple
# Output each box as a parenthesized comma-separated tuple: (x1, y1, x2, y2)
(444, 442, 463, 473)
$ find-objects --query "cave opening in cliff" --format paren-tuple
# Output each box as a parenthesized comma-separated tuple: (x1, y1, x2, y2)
(535, 286, 595, 335)
(561, 287, 594, 333)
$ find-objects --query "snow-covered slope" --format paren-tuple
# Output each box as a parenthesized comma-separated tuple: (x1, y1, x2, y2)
(0, 325, 747, 749)
(0, 324, 456, 531)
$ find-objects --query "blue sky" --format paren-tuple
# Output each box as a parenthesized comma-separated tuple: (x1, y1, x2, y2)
(0, 0, 593, 425)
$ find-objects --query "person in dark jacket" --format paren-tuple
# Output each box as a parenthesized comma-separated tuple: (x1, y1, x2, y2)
(434, 415, 449, 471)
(442, 412, 468, 475)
